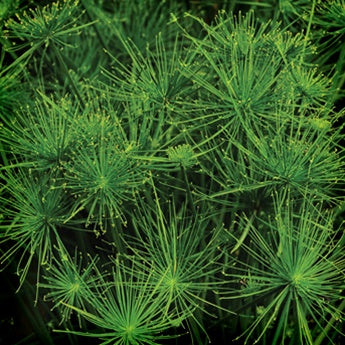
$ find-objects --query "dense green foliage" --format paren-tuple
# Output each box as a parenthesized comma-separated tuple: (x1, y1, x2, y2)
(1, 1, 345, 344)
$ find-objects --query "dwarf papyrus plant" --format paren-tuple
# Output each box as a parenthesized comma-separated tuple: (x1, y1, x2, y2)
(221, 190, 345, 344)
(1, 1, 345, 344)
(121, 182, 230, 340)
(39, 248, 101, 328)
(0, 168, 71, 295)
(55, 257, 188, 345)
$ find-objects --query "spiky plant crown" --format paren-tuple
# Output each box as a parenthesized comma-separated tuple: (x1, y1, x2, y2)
(1, 1, 345, 344)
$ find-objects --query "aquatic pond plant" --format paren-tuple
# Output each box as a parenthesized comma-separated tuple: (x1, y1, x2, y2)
(1, 1, 345, 344)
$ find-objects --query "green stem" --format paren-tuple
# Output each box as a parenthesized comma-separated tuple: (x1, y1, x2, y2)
(0, 37, 18, 63)
(314, 298, 345, 345)
(181, 164, 196, 217)
(0, 142, 9, 166)
(331, 47, 345, 104)
(80, 0, 109, 52)
(300, 0, 316, 63)
(51, 42, 85, 108)
(0, 43, 38, 77)
(111, 217, 125, 255)
(16, 280, 55, 345)
(231, 211, 256, 254)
